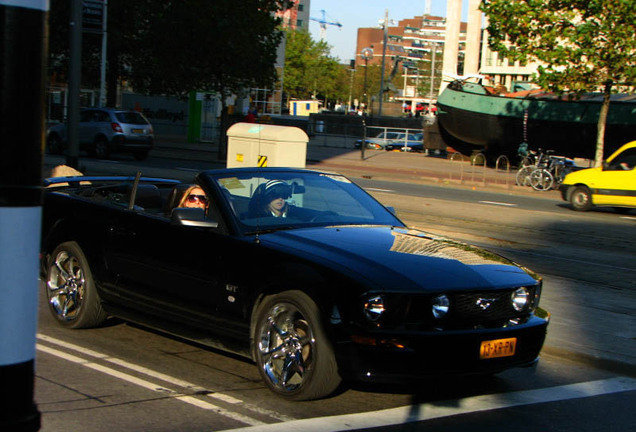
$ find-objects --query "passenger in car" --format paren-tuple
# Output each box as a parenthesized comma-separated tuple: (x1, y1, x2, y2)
(178, 185, 209, 210)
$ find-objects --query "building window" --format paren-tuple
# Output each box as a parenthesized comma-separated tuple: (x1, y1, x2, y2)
(296, 19, 303, 28)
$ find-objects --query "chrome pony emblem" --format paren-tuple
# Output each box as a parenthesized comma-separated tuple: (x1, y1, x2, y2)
(476, 298, 496, 310)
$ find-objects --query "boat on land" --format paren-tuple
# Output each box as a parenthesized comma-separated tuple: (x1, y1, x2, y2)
(436, 79, 636, 161)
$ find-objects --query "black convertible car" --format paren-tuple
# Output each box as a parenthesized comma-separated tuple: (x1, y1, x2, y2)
(41, 168, 550, 400)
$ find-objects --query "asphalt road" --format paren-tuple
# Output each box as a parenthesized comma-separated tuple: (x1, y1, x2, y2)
(36, 154, 636, 431)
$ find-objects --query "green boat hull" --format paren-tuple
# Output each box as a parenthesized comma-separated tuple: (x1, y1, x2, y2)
(437, 81, 636, 160)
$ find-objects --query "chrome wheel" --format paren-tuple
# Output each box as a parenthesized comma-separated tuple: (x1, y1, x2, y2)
(48, 250, 85, 322)
(46, 242, 106, 328)
(258, 303, 314, 392)
(253, 291, 340, 400)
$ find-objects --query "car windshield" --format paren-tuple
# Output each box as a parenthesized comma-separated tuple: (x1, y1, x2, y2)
(207, 170, 403, 234)
(115, 111, 149, 125)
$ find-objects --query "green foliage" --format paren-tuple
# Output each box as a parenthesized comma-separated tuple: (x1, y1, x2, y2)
(480, 0, 636, 93)
(48, 0, 287, 102)
(480, 0, 636, 164)
(283, 30, 349, 101)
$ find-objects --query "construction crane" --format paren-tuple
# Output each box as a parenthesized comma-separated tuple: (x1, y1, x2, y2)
(310, 10, 342, 40)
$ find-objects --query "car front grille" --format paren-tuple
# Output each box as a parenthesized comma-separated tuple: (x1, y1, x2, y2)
(402, 287, 538, 330)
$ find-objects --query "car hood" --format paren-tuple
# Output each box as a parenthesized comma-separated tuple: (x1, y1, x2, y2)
(259, 226, 538, 292)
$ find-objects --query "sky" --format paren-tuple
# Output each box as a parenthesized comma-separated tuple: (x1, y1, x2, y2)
(308, 0, 469, 62)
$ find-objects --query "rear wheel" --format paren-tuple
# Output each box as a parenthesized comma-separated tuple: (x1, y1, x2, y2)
(45, 241, 107, 328)
(530, 169, 554, 191)
(515, 166, 534, 187)
(93, 136, 110, 159)
(570, 186, 593, 211)
(253, 290, 341, 400)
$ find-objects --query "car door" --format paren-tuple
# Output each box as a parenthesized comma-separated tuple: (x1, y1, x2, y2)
(102, 190, 253, 338)
(593, 147, 636, 207)
(78, 109, 95, 145)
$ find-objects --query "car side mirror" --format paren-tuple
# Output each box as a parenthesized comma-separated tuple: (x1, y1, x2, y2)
(602, 161, 609, 171)
(171, 207, 219, 228)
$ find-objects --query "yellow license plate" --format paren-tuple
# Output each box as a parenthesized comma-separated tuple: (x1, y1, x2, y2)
(131, 128, 144, 134)
(480, 337, 517, 359)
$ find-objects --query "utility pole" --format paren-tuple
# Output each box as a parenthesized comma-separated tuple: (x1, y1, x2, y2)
(378, 9, 389, 117)
(0, 0, 46, 430)
(67, 0, 83, 169)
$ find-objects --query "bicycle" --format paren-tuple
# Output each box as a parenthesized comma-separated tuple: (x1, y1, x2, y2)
(528, 153, 576, 191)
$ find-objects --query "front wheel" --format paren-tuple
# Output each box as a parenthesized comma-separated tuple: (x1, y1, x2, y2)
(253, 290, 341, 400)
(45, 241, 107, 328)
(530, 169, 554, 191)
(570, 186, 593, 211)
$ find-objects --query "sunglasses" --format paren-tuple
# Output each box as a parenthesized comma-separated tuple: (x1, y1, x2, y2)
(187, 194, 208, 204)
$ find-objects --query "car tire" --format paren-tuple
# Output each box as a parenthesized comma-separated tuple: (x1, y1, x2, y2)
(93, 136, 110, 159)
(253, 290, 341, 401)
(46, 133, 63, 155)
(45, 241, 107, 329)
(570, 186, 593, 211)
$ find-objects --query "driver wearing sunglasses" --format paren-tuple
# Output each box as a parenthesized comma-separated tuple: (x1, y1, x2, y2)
(178, 185, 209, 210)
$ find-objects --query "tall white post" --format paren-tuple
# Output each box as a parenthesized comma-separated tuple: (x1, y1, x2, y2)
(464, 0, 483, 76)
(440, 0, 462, 93)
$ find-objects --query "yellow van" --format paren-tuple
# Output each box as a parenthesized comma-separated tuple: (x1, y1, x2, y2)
(560, 141, 636, 211)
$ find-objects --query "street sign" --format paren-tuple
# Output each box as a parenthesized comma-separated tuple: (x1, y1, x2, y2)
(83, 0, 104, 33)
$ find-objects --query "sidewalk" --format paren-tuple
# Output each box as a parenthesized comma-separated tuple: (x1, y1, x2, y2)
(152, 134, 562, 199)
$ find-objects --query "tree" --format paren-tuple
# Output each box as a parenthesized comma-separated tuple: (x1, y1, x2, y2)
(48, 0, 287, 105)
(480, 0, 636, 166)
(283, 30, 347, 104)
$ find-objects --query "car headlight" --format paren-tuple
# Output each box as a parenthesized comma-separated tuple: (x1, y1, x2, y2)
(511, 287, 530, 312)
(432, 294, 450, 319)
(363, 295, 385, 321)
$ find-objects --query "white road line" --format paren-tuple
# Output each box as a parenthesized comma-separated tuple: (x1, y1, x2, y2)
(36, 343, 265, 426)
(619, 216, 636, 221)
(225, 377, 636, 432)
(36, 334, 294, 422)
(366, 187, 395, 193)
(478, 200, 518, 207)
(177, 167, 200, 172)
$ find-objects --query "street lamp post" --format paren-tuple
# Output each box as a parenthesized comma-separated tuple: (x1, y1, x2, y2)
(378, 9, 390, 117)
(360, 48, 373, 113)
(428, 42, 438, 112)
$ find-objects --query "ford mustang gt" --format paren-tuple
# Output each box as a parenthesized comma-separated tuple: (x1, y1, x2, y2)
(41, 168, 550, 400)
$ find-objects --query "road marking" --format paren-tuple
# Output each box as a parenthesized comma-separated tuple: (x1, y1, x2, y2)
(619, 216, 636, 221)
(478, 200, 518, 207)
(177, 167, 200, 172)
(36, 343, 265, 426)
(225, 377, 636, 432)
(36, 334, 294, 423)
(366, 187, 395, 193)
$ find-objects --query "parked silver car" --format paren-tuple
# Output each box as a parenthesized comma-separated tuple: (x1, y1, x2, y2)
(47, 108, 154, 160)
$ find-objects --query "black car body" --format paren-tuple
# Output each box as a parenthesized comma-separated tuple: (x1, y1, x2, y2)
(41, 168, 549, 400)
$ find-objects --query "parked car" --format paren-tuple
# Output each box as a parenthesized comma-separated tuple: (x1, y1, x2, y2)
(42, 168, 549, 400)
(46, 107, 154, 160)
(354, 131, 403, 150)
(559, 141, 636, 211)
(384, 133, 424, 152)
